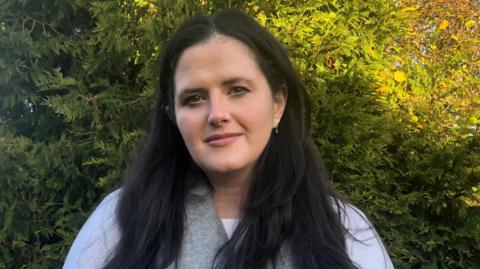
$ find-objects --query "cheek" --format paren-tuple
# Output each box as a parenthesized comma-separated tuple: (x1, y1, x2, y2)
(176, 114, 202, 146)
(244, 101, 275, 128)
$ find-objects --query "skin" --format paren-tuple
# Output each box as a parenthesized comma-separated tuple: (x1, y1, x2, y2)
(173, 35, 286, 218)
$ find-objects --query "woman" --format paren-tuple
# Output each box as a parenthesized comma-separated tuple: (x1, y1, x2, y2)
(64, 10, 394, 269)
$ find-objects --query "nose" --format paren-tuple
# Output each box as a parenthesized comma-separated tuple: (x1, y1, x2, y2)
(207, 95, 230, 126)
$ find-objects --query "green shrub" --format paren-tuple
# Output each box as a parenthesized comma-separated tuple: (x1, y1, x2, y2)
(1, 0, 478, 268)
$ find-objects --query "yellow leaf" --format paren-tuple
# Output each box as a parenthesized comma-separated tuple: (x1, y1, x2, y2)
(465, 19, 475, 28)
(393, 71, 406, 83)
(438, 20, 449, 30)
(400, 7, 417, 12)
(378, 70, 390, 79)
(257, 12, 267, 26)
(410, 115, 419, 123)
(430, 44, 437, 50)
(134, 0, 149, 7)
(467, 116, 478, 125)
(451, 34, 459, 41)
(148, 3, 158, 14)
(363, 45, 373, 55)
(377, 86, 389, 94)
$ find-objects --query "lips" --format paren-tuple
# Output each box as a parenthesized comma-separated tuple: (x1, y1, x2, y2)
(205, 132, 242, 147)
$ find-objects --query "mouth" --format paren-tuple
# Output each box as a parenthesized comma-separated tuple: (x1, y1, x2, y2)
(205, 132, 242, 147)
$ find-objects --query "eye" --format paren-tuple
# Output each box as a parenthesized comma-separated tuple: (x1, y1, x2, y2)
(228, 86, 249, 96)
(182, 94, 205, 106)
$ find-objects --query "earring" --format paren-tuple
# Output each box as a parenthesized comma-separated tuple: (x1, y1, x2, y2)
(274, 126, 279, 134)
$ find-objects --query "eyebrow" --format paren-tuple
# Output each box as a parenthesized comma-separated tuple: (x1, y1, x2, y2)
(222, 77, 249, 86)
(177, 77, 251, 96)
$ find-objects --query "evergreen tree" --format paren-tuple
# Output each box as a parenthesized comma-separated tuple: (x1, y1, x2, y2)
(1, 0, 478, 267)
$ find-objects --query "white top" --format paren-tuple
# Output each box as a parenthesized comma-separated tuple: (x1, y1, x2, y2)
(64, 191, 394, 268)
(220, 218, 239, 239)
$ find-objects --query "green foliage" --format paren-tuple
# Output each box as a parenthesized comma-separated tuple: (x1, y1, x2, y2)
(249, 0, 480, 267)
(1, 0, 478, 268)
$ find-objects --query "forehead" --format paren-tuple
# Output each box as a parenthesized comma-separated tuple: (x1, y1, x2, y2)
(173, 35, 264, 93)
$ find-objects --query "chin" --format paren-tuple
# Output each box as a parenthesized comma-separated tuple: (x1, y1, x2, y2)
(202, 163, 252, 177)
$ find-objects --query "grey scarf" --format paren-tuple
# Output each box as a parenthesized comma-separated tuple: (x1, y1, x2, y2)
(167, 186, 293, 269)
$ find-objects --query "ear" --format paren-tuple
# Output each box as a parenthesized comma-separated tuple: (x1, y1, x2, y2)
(165, 105, 177, 125)
(273, 86, 287, 127)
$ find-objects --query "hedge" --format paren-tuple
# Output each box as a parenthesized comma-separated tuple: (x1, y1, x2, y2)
(1, 0, 478, 268)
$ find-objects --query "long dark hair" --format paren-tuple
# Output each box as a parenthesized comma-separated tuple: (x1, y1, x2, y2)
(104, 10, 356, 269)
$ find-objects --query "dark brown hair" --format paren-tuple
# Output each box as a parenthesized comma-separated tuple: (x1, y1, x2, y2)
(104, 9, 356, 269)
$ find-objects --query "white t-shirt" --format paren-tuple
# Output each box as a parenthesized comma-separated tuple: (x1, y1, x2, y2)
(221, 218, 239, 239)
(64, 191, 394, 268)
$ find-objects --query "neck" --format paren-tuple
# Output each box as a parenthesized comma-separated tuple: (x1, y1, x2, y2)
(207, 170, 251, 219)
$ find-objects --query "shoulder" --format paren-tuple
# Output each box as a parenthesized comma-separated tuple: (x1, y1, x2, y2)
(336, 201, 395, 269)
(63, 189, 122, 269)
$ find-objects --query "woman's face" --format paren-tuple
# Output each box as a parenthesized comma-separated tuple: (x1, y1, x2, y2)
(173, 35, 286, 182)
